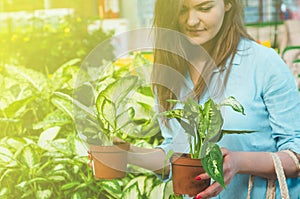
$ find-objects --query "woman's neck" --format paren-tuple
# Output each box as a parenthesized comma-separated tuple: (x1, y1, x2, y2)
(188, 65, 200, 86)
(202, 39, 215, 55)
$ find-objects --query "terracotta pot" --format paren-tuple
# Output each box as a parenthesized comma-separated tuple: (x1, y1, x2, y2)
(89, 143, 130, 179)
(171, 153, 211, 197)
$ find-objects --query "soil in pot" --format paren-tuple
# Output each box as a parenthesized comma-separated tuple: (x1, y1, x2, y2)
(171, 153, 211, 197)
(89, 142, 130, 180)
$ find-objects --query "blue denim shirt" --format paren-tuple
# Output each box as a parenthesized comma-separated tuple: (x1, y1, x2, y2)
(156, 38, 300, 199)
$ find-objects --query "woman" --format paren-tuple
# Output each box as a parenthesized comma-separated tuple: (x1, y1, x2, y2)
(141, 0, 300, 198)
(90, 0, 300, 198)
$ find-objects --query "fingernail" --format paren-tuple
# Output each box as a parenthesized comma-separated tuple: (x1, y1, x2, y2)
(195, 176, 201, 180)
(195, 195, 202, 199)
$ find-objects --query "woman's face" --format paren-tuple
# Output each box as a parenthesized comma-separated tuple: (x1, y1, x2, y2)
(178, 0, 231, 47)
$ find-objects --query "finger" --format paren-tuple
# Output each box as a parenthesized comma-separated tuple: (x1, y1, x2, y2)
(88, 162, 93, 168)
(195, 182, 224, 199)
(88, 153, 92, 160)
(221, 147, 229, 156)
(195, 172, 210, 181)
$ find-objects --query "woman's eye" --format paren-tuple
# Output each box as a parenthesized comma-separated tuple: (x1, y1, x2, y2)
(180, 7, 188, 15)
(197, 6, 212, 12)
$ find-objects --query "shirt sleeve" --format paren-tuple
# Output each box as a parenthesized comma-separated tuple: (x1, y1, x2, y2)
(262, 49, 300, 154)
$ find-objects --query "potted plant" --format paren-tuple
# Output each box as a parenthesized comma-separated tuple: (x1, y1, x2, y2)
(161, 96, 248, 196)
(74, 55, 159, 179)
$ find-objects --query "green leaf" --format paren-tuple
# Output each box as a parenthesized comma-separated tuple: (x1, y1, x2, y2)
(221, 130, 255, 134)
(124, 176, 147, 194)
(177, 118, 195, 137)
(205, 99, 223, 142)
(202, 145, 225, 188)
(36, 189, 52, 199)
(115, 107, 135, 130)
(53, 91, 96, 118)
(5, 137, 27, 150)
(144, 177, 156, 196)
(59, 58, 81, 69)
(27, 177, 49, 184)
(184, 98, 200, 118)
(101, 180, 122, 197)
(169, 194, 184, 199)
(100, 75, 138, 107)
(51, 96, 74, 120)
(122, 182, 141, 199)
(148, 183, 165, 199)
(100, 97, 116, 129)
(47, 175, 65, 182)
(95, 95, 111, 134)
(0, 117, 19, 124)
(87, 60, 115, 83)
(16, 181, 28, 190)
(136, 86, 153, 97)
(33, 110, 71, 129)
(0, 187, 8, 197)
(3, 96, 35, 118)
(162, 109, 182, 119)
(19, 145, 38, 168)
(138, 116, 160, 138)
(51, 169, 71, 180)
(163, 181, 175, 199)
(219, 96, 245, 115)
(38, 126, 60, 150)
(71, 192, 82, 199)
(21, 190, 34, 198)
(202, 100, 211, 133)
(5, 65, 48, 92)
(0, 146, 14, 163)
(197, 111, 206, 138)
(131, 91, 154, 109)
(199, 141, 215, 159)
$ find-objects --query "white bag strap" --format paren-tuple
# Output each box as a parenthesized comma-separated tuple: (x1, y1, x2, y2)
(266, 179, 276, 199)
(269, 152, 289, 199)
(246, 175, 254, 199)
(246, 150, 300, 199)
(282, 150, 300, 172)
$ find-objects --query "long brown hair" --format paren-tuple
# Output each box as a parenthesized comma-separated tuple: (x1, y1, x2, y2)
(152, 0, 253, 112)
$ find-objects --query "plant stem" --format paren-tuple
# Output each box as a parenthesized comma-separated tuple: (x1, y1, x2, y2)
(188, 135, 194, 158)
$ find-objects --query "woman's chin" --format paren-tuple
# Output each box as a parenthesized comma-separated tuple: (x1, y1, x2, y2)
(186, 36, 204, 46)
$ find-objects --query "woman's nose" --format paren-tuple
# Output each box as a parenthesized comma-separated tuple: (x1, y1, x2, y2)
(187, 10, 199, 27)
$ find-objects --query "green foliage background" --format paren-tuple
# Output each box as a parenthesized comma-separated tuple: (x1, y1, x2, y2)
(0, 14, 114, 73)
(0, 12, 176, 199)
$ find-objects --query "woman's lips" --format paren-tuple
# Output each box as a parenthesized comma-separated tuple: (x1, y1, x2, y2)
(186, 29, 205, 36)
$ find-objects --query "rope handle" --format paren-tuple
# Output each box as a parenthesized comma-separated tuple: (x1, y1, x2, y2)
(270, 152, 289, 199)
(282, 150, 300, 172)
(246, 150, 300, 199)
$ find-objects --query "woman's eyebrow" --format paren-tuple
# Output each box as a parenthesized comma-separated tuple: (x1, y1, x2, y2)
(193, 0, 214, 7)
(181, 1, 214, 9)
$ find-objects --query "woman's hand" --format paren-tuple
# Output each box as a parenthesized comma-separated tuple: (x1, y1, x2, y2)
(193, 148, 241, 199)
(87, 150, 93, 168)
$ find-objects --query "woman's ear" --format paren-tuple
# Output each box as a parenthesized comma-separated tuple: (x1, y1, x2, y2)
(225, 2, 232, 12)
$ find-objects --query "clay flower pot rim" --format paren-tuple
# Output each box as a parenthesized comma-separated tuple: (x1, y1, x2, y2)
(89, 142, 130, 152)
(89, 142, 130, 179)
(171, 152, 204, 167)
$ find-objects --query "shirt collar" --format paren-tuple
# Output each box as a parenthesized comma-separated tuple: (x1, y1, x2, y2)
(230, 38, 247, 66)
(215, 38, 247, 73)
